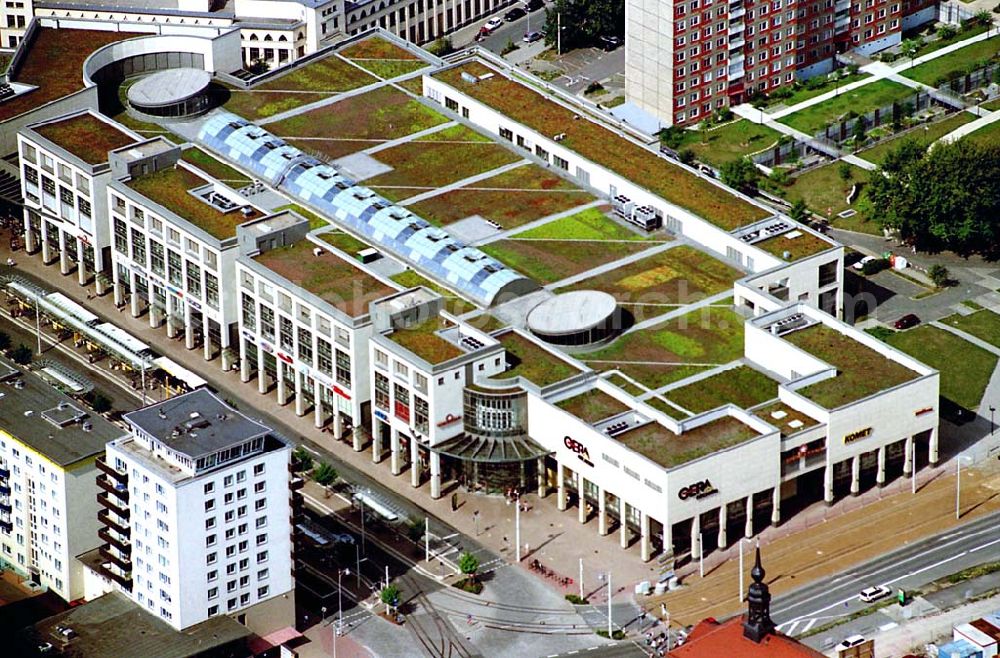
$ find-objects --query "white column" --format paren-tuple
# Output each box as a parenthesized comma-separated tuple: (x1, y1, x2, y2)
(184, 304, 195, 350)
(58, 229, 69, 275)
(149, 291, 161, 328)
(372, 423, 384, 463)
(744, 495, 753, 538)
(577, 472, 587, 524)
(165, 295, 177, 338)
(333, 410, 343, 439)
(619, 497, 628, 549)
(276, 361, 288, 404)
(313, 382, 324, 429)
(929, 428, 939, 465)
(410, 439, 421, 487)
(850, 456, 861, 496)
(771, 485, 781, 526)
(640, 512, 650, 562)
(40, 221, 52, 264)
(23, 211, 36, 253)
(877, 445, 886, 486)
(294, 371, 306, 417)
(113, 267, 125, 307)
(353, 426, 363, 452)
(663, 520, 673, 557)
(240, 339, 251, 383)
(556, 464, 567, 511)
(598, 487, 608, 536)
(430, 451, 441, 499)
(718, 504, 728, 549)
(536, 457, 547, 497)
(691, 514, 701, 561)
(129, 273, 140, 318)
(390, 428, 401, 475)
(203, 315, 213, 361)
(903, 436, 914, 476)
(824, 462, 835, 504)
(76, 238, 87, 285)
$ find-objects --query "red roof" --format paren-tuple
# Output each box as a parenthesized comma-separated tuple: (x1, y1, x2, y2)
(669, 617, 826, 658)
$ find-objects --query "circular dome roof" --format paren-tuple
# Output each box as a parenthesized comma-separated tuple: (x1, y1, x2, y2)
(527, 290, 618, 337)
(127, 68, 211, 108)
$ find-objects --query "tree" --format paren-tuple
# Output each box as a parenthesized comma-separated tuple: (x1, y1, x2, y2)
(838, 162, 854, 186)
(10, 344, 31, 365)
(852, 116, 867, 145)
(657, 126, 685, 150)
(698, 119, 710, 143)
(313, 462, 338, 486)
(928, 264, 950, 287)
(458, 551, 480, 579)
(789, 199, 810, 223)
(90, 392, 112, 414)
(937, 24, 958, 41)
(543, 0, 623, 52)
(720, 157, 759, 194)
(900, 38, 921, 66)
(292, 447, 314, 473)
(0, 331, 10, 352)
(678, 149, 696, 165)
(426, 37, 454, 57)
(379, 583, 400, 613)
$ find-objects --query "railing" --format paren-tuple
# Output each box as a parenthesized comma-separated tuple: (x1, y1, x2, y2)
(98, 527, 131, 554)
(99, 545, 132, 571)
(97, 475, 129, 500)
(98, 508, 131, 536)
(96, 456, 128, 484)
(99, 564, 133, 590)
(97, 492, 130, 518)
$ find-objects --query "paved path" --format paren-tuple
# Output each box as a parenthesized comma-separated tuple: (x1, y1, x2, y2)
(624, 289, 735, 334)
(396, 159, 530, 205)
(937, 106, 1000, 144)
(543, 240, 678, 289)
(466, 199, 606, 246)
(362, 121, 457, 155)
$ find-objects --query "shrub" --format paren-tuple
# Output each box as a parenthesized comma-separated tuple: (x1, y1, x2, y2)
(427, 37, 454, 56)
(862, 258, 890, 276)
(565, 594, 589, 604)
(938, 25, 958, 41)
(459, 551, 480, 577)
(596, 629, 627, 640)
(292, 447, 314, 472)
(500, 39, 519, 56)
(10, 344, 31, 365)
(89, 392, 112, 414)
(929, 264, 950, 287)
(0, 331, 10, 352)
(865, 326, 896, 341)
(678, 149, 696, 165)
(584, 81, 604, 95)
(657, 126, 685, 149)
(769, 168, 790, 186)
(790, 198, 810, 222)
(313, 462, 338, 486)
(380, 583, 400, 608)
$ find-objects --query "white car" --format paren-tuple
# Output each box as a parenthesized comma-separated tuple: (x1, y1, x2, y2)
(852, 255, 875, 270)
(835, 635, 867, 651)
(858, 585, 891, 603)
(484, 17, 503, 32)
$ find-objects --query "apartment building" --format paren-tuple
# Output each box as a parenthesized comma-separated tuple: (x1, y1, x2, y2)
(0, 357, 127, 602)
(93, 389, 295, 633)
(625, 0, 936, 126)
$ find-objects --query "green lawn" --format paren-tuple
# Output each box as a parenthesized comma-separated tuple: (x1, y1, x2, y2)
(576, 305, 746, 390)
(765, 72, 872, 109)
(556, 389, 629, 423)
(366, 125, 521, 201)
(643, 395, 689, 419)
(480, 239, 651, 285)
(352, 59, 428, 79)
(782, 161, 870, 223)
(885, 325, 996, 409)
(902, 35, 1000, 86)
(965, 119, 1000, 148)
(390, 269, 478, 315)
(181, 148, 251, 187)
(513, 207, 649, 240)
(675, 120, 782, 168)
(940, 309, 1000, 348)
(778, 80, 916, 135)
(665, 366, 777, 413)
(911, 22, 991, 59)
(858, 112, 976, 165)
(274, 203, 329, 229)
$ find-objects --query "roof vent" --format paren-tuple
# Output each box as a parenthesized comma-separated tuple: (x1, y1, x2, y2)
(23, 410, 33, 417)
(82, 422, 93, 433)
(313, 247, 323, 257)
(157, 409, 167, 419)
(13, 380, 24, 390)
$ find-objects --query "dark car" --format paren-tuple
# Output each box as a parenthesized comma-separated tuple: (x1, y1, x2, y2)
(504, 7, 526, 21)
(524, 0, 544, 11)
(599, 35, 623, 50)
(893, 313, 920, 330)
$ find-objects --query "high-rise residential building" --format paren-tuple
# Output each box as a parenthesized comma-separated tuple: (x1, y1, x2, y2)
(625, 0, 938, 126)
(0, 357, 127, 603)
(92, 389, 295, 634)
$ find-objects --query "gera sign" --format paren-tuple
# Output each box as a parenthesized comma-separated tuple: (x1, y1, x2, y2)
(677, 479, 718, 501)
(563, 436, 594, 467)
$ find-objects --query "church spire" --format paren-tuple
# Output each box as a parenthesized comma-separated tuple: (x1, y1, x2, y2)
(743, 543, 776, 642)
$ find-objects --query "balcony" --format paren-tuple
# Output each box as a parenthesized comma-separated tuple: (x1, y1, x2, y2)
(0, 501, 10, 515)
(290, 477, 304, 491)
(0, 467, 9, 479)
(98, 508, 131, 536)
(0, 484, 9, 497)
(96, 456, 128, 485)
(99, 545, 132, 571)
(729, 37, 745, 51)
(97, 475, 129, 501)
(0, 519, 11, 533)
(99, 563, 133, 591)
(97, 492, 130, 518)
(98, 527, 132, 555)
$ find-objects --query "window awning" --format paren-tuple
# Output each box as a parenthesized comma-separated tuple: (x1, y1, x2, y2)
(430, 434, 551, 463)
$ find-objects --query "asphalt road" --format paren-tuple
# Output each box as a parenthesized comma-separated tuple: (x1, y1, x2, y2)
(773, 509, 1000, 637)
(469, 6, 548, 53)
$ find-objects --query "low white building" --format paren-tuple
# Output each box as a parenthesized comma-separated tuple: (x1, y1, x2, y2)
(0, 357, 127, 602)
(91, 389, 295, 634)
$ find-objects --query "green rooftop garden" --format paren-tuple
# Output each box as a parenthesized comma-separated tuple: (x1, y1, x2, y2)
(339, 35, 421, 61)
(274, 203, 329, 230)
(387, 316, 463, 364)
(753, 228, 835, 262)
(126, 166, 262, 240)
(614, 416, 759, 469)
(785, 323, 919, 408)
(903, 35, 1000, 86)
(665, 366, 777, 414)
(389, 269, 477, 315)
(672, 120, 782, 168)
(34, 112, 136, 165)
(254, 241, 397, 317)
(318, 230, 371, 255)
(753, 400, 819, 437)
(577, 305, 746, 390)
(858, 112, 975, 165)
(181, 147, 252, 187)
(778, 79, 915, 135)
(405, 163, 594, 229)
(434, 62, 770, 230)
(481, 238, 651, 285)
(1, 29, 142, 122)
(940, 309, 1000, 349)
(493, 331, 580, 387)
(605, 372, 645, 396)
(556, 388, 629, 424)
(642, 395, 689, 419)
(885, 324, 996, 410)
(367, 125, 522, 201)
(561, 244, 740, 304)
(513, 206, 651, 241)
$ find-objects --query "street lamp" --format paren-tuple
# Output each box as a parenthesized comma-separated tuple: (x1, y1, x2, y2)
(956, 454, 973, 520)
(990, 405, 996, 435)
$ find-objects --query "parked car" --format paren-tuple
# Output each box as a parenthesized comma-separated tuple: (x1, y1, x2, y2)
(858, 585, 890, 603)
(835, 635, 867, 652)
(524, 0, 544, 11)
(504, 7, 526, 21)
(523, 30, 543, 43)
(893, 313, 920, 330)
(483, 17, 503, 32)
(851, 255, 875, 270)
(599, 35, 623, 51)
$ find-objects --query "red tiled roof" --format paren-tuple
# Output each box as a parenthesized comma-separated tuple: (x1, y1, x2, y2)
(669, 617, 826, 658)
